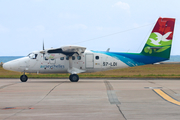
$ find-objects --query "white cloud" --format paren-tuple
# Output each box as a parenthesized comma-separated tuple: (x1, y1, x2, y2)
(66, 24, 87, 30)
(133, 23, 139, 28)
(59, 13, 78, 19)
(34, 25, 45, 32)
(16, 25, 45, 33)
(0, 24, 9, 33)
(16, 27, 29, 32)
(96, 26, 103, 31)
(32, 0, 44, 2)
(112, 1, 130, 13)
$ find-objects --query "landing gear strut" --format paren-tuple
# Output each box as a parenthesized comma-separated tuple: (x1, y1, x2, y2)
(69, 74, 79, 82)
(20, 74, 28, 82)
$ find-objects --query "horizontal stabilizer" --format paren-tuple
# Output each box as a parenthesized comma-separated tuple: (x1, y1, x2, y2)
(148, 47, 162, 49)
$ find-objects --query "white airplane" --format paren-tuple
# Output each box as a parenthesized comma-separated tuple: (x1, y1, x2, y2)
(3, 17, 175, 82)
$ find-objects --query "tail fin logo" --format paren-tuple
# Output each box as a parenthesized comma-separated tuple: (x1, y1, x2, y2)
(149, 32, 172, 46)
(143, 32, 172, 54)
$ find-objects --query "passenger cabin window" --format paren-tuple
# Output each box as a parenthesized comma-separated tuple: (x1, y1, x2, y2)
(77, 56, 81, 60)
(72, 56, 75, 60)
(95, 56, 99, 60)
(66, 56, 69, 60)
(28, 53, 38, 59)
(60, 57, 64, 60)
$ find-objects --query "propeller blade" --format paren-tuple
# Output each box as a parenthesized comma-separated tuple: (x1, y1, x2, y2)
(43, 40, 45, 50)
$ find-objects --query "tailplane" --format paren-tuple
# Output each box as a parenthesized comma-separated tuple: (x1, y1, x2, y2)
(141, 17, 175, 59)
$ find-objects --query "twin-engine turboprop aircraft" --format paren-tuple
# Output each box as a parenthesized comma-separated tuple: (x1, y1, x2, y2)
(3, 17, 175, 82)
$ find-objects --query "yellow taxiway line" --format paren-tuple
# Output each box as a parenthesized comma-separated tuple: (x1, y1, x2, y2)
(153, 89, 180, 106)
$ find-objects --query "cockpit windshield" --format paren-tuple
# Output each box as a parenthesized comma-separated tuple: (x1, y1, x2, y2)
(28, 53, 38, 59)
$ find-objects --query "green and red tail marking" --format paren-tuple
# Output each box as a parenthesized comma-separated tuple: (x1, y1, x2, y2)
(141, 17, 175, 59)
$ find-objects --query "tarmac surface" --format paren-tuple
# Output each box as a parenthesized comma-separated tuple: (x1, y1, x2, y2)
(0, 79, 180, 120)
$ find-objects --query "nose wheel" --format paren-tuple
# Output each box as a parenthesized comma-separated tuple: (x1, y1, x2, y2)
(20, 75, 28, 82)
(69, 74, 79, 82)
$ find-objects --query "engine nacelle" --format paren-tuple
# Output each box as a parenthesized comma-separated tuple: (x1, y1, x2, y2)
(44, 54, 62, 59)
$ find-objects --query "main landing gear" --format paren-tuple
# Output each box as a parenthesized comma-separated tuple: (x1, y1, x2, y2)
(20, 74, 28, 82)
(69, 74, 79, 82)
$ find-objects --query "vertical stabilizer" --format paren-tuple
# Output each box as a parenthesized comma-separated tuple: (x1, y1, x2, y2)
(141, 17, 175, 59)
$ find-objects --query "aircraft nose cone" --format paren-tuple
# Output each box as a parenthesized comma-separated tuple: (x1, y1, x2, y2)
(2, 62, 10, 70)
(3, 62, 14, 71)
(3, 60, 20, 71)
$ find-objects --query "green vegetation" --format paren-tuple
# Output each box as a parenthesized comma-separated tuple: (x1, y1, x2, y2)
(1, 64, 180, 79)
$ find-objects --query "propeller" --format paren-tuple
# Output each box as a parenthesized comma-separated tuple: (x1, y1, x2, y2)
(43, 40, 45, 50)
(40, 40, 46, 59)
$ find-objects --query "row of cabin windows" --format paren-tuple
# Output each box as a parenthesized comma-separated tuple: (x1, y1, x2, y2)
(59, 56, 100, 61)
(60, 56, 81, 60)
(30, 53, 100, 61)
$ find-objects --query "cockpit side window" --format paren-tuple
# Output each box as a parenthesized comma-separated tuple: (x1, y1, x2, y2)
(28, 53, 38, 59)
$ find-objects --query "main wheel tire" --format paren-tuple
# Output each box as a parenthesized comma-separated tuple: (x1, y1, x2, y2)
(20, 75, 28, 82)
(69, 74, 79, 82)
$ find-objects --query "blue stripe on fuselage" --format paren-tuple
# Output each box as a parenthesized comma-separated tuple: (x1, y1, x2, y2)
(92, 51, 167, 67)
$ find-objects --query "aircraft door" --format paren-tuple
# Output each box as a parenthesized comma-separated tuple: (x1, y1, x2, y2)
(85, 54, 94, 68)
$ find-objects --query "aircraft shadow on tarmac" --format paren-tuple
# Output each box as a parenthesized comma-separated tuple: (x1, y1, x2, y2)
(27, 80, 104, 83)
(27, 81, 69, 83)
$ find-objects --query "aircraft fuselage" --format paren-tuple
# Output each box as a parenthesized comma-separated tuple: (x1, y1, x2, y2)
(4, 50, 128, 74)
(3, 17, 176, 82)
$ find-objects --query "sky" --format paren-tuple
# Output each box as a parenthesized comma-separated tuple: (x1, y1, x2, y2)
(0, 0, 180, 56)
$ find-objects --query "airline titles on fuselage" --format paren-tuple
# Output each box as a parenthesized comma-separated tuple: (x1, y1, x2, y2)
(40, 64, 65, 69)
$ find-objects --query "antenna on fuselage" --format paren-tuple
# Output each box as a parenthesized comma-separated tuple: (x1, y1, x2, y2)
(106, 48, 110, 52)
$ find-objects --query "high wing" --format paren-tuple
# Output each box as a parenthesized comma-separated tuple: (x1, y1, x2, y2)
(48, 45, 86, 55)
(40, 45, 86, 59)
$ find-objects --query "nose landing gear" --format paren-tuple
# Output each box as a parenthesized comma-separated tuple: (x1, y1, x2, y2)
(69, 74, 79, 82)
(20, 74, 28, 82)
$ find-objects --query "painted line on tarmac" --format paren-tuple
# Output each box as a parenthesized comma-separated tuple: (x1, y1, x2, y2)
(153, 89, 180, 106)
